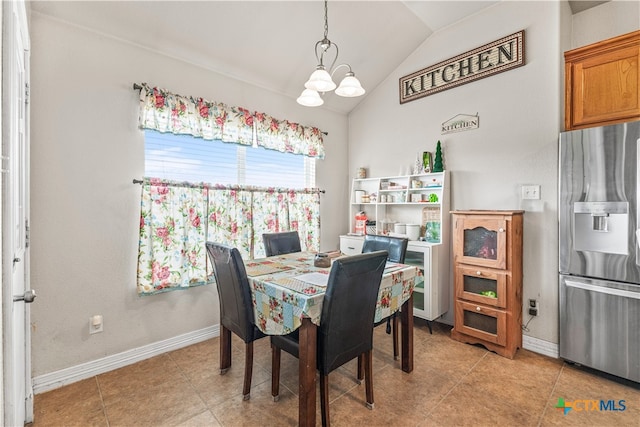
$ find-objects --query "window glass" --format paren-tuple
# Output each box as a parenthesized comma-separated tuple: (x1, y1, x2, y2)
(144, 129, 315, 188)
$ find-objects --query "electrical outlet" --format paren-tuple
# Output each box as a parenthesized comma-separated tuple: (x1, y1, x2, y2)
(89, 315, 103, 334)
(521, 185, 541, 200)
(528, 299, 538, 316)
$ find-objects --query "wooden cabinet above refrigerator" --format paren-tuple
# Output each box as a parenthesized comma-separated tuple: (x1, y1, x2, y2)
(564, 30, 640, 130)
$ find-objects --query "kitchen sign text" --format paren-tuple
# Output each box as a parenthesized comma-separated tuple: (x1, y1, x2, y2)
(399, 30, 525, 104)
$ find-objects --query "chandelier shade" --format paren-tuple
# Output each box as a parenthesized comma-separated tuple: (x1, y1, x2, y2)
(297, 0, 365, 107)
(335, 72, 365, 97)
(296, 89, 324, 107)
(304, 67, 336, 92)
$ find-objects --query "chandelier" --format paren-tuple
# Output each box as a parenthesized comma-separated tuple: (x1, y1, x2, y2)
(297, 0, 365, 107)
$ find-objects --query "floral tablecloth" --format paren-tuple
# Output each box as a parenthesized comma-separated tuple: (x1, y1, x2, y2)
(246, 252, 418, 335)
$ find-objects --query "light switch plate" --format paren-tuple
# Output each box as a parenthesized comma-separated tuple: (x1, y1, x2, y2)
(521, 185, 541, 200)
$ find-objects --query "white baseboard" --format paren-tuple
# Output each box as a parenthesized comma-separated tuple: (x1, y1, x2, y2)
(32, 324, 219, 395)
(522, 334, 559, 359)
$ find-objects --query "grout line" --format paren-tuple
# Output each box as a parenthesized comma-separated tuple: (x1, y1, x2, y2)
(166, 351, 222, 426)
(536, 360, 566, 427)
(422, 349, 490, 419)
(94, 375, 110, 427)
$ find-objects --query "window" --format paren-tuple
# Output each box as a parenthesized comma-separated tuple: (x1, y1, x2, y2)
(144, 130, 315, 188)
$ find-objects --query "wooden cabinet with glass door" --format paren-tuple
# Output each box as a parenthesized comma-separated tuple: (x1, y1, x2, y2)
(450, 210, 523, 359)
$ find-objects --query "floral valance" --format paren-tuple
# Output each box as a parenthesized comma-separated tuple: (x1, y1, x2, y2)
(137, 83, 325, 159)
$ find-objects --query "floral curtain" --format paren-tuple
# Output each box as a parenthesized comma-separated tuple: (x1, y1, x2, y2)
(137, 83, 324, 158)
(206, 188, 254, 259)
(137, 179, 321, 295)
(137, 181, 208, 294)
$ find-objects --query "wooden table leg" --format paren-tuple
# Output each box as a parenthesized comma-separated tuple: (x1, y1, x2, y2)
(298, 317, 317, 427)
(400, 294, 414, 373)
(220, 325, 232, 374)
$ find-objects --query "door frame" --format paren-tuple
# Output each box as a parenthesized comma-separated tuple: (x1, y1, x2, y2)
(2, 1, 32, 424)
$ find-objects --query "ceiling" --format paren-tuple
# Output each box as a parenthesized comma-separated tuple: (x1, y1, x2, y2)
(29, 1, 607, 114)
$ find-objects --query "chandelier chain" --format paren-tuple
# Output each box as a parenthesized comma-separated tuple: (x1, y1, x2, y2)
(323, 0, 329, 40)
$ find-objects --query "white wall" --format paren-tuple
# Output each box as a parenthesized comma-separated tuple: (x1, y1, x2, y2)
(28, 13, 348, 377)
(349, 1, 568, 343)
(349, 0, 639, 347)
(571, 0, 640, 47)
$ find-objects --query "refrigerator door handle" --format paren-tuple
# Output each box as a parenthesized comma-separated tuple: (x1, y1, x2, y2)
(565, 279, 640, 300)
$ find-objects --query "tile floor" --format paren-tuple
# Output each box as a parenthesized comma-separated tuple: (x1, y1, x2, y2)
(30, 320, 639, 426)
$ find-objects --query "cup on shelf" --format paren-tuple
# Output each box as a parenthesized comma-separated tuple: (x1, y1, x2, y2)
(406, 224, 420, 240)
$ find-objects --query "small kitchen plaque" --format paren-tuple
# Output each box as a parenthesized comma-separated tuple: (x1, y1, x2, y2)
(441, 113, 479, 134)
(400, 30, 525, 104)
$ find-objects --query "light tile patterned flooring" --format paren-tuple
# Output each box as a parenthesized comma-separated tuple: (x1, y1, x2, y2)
(30, 321, 639, 426)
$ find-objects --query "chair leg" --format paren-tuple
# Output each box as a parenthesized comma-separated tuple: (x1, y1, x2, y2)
(243, 342, 254, 400)
(320, 374, 330, 427)
(426, 319, 433, 334)
(364, 350, 374, 410)
(220, 326, 232, 374)
(392, 314, 399, 360)
(356, 354, 364, 384)
(271, 344, 281, 402)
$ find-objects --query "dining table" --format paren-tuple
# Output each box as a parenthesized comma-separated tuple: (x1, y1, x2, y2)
(243, 251, 418, 427)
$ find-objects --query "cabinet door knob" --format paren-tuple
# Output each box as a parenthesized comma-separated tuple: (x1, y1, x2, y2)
(499, 228, 504, 232)
(476, 271, 481, 275)
(476, 306, 481, 312)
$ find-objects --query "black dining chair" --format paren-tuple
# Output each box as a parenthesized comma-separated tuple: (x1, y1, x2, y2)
(205, 242, 267, 401)
(262, 230, 302, 257)
(361, 234, 409, 361)
(270, 251, 388, 427)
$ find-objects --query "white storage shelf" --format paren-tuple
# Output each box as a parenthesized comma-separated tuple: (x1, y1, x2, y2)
(352, 173, 444, 206)
(344, 170, 450, 322)
(338, 236, 449, 321)
(349, 172, 448, 238)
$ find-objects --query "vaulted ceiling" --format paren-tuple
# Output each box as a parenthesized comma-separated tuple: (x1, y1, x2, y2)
(30, 1, 607, 114)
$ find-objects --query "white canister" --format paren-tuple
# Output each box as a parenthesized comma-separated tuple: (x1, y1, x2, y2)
(355, 190, 365, 203)
(406, 224, 420, 240)
(394, 223, 406, 234)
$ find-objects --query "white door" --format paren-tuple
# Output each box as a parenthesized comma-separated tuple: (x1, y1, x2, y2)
(2, 2, 32, 425)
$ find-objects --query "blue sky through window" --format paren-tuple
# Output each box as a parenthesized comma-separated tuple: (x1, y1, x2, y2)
(144, 130, 312, 188)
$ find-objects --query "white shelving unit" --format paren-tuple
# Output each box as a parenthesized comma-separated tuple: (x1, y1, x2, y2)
(340, 171, 450, 322)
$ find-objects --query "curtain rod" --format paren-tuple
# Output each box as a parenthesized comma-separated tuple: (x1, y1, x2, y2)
(132, 83, 328, 136)
(132, 179, 325, 194)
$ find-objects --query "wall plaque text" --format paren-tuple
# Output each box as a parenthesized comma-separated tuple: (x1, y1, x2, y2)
(400, 30, 525, 104)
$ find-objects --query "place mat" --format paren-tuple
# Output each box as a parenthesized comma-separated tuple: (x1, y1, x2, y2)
(272, 275, 327, 294)
(245, 261, 294, 277)
(294, 272, 330, 287)
(384, 262, 406, 274)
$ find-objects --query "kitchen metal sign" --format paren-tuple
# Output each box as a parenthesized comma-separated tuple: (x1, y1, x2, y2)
(399, 30, 525, 104)
(441, 113, 479, 134)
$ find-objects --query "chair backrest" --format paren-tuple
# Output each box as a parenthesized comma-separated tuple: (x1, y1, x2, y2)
(262, 231, 302, 257)
(317, 250, 388, 374)
(362, 234, 409, 263)
(206, 242, 258, 343)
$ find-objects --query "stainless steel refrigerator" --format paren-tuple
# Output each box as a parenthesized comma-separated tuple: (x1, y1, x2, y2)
(559, 120, 640, 383)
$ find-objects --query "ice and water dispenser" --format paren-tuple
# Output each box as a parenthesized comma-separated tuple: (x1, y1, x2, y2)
(573, 201, 629, 255)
